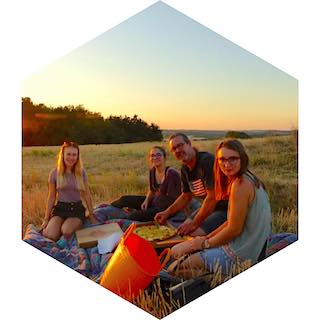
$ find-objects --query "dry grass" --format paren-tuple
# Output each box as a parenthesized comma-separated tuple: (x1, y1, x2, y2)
(22, 135, 298, 316)
(132, 259, 252, 318)
(133, 279, 182, 318)
(22, 135, 297, 234)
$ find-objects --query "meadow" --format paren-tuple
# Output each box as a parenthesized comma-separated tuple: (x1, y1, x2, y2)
(22, 134, 298, 235)
(22, 134, 298, 316)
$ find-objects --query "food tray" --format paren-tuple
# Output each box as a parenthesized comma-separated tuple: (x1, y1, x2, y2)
(134, 222, 192, 248)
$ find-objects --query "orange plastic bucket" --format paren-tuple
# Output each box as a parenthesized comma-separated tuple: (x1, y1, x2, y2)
(100, 224, 171, 300)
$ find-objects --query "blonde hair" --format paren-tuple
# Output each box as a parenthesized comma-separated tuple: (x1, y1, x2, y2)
(56, 141, 85, 191)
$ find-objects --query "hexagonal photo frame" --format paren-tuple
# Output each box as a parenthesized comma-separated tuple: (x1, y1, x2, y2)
(22, 1, 298, 318)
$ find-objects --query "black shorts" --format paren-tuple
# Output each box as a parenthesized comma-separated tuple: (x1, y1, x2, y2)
(52, 201, 86, 223)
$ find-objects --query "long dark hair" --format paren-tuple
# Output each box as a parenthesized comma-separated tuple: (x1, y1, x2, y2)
(214, 139, 265, 200)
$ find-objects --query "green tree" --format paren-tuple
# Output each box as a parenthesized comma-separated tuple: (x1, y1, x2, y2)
(225, 131, 251, 139)
(22, 97, 163, 146)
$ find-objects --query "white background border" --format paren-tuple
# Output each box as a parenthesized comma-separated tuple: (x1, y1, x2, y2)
(1, 1, 319, 319)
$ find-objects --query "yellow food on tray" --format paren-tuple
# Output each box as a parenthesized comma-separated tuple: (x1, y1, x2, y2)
(134, 225, 176, 241)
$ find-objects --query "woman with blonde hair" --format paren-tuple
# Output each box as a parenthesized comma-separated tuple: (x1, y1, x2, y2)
(42, 141, 96, 241)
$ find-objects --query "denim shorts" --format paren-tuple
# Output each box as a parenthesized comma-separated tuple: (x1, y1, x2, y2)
(199, 246, 236, 275)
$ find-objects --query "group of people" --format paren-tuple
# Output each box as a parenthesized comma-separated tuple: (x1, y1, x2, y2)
(41, 133, 271, 279)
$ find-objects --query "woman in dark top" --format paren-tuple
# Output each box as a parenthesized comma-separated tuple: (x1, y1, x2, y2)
(94, 146, 181, 222)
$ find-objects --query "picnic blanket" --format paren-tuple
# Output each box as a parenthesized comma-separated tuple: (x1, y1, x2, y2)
(266, 232, 298, 257)
(23, 218, 133, 282)
(23, 207, 298, 282)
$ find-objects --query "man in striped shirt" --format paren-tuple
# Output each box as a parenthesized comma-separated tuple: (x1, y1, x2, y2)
(155, 133, 228, 236)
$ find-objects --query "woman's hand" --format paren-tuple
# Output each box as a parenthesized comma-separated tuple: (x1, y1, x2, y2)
(41, 217, 50, 231)
(171, 236, 206, 259)
(141, 199, 149, 211)
(189, 236, 206, 252)
(171, 240, 193, 259)
(88, 213, 99, 225)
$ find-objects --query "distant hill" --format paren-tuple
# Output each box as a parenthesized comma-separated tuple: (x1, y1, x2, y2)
(162, 129, 291, 140)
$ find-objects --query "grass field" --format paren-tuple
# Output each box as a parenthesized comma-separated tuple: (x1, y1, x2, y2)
(22, 134, 298, 235)
(22, 134, 298, 316)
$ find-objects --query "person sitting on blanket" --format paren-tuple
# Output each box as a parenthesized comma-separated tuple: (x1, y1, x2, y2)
(94, 146, 182, 222)
(166, 139, 272, 279)
(154, 133, 228, 236)
(42, 141, 97, 241)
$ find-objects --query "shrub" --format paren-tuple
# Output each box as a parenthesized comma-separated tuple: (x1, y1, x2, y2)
(225, 131, 251, 139)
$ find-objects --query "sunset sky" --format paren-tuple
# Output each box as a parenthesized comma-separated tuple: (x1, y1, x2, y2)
(22, 1, 298, 131)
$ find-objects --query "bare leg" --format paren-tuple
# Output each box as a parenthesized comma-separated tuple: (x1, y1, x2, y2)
(43, 216, 64, 241)
(168, 252, 207, 279)
(61, 217, 83, 238)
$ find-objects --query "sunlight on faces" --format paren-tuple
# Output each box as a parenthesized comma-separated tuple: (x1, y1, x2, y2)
(63, 146, 79, 169)
(148, 147, 165, 167)
(218, 147, 241, 177)
(169, 136, 193, 164)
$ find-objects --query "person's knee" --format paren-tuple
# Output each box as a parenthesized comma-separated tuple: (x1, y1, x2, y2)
(61, 229, 72, 238)
(61, 219, 82, 238)
(43, 227, 61, 242)
(61, 225, 76, 238)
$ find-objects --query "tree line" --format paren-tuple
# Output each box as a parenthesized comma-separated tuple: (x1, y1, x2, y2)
(22, 97, 163, 146)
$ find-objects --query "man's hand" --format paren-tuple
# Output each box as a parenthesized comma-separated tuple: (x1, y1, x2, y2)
(154, 210, 170, 224)
(177, 218, 198, 236)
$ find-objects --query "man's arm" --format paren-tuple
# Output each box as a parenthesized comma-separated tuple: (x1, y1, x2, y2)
(154, 192, 192, 224)
(177, 188, 218, 235)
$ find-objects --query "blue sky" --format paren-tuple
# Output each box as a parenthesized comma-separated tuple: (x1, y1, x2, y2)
(22, 1, 297, 130)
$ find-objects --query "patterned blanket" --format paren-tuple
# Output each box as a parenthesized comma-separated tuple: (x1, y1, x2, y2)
(23, 209, 298, 282)
(23, 218, 133, 282)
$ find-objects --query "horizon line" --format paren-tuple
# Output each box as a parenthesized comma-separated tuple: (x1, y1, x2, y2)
(162, 128, 295, 132)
